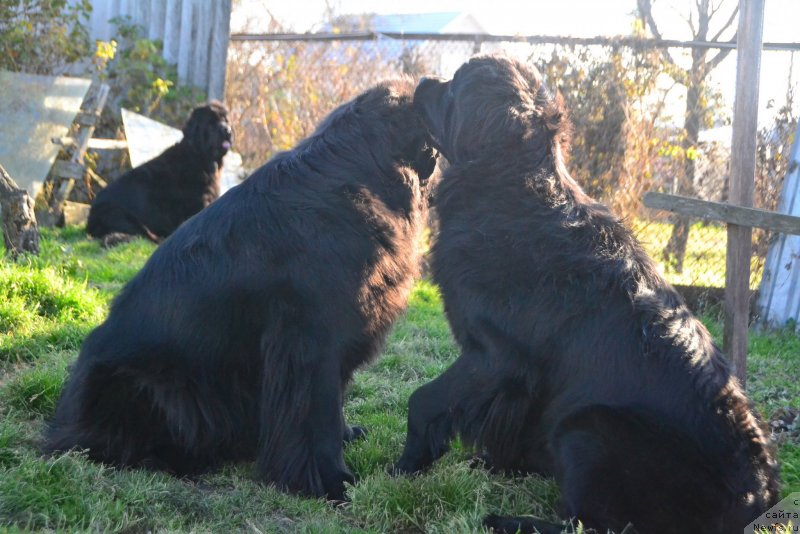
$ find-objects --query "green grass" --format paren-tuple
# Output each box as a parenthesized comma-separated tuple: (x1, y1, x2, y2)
(0, 227, 797, 532)
(631, 219, 765, 289)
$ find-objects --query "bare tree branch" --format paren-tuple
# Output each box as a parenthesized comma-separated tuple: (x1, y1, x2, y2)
(710, 3, 739, 42)
(687, 8, 696, 35)
(636, 0, 678, 68)
(707, 40, 736, 70)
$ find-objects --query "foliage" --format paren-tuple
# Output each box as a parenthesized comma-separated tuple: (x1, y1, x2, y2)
(534, 43, 681, 216)
(0, 0, 91, 75)
(101, 16, 205, 128)
(226, 17, 401, 168)
(0, 227, 797, 532)
(757, 90, 797, 213)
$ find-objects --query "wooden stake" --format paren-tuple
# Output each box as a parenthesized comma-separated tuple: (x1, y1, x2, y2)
(724, 0, 765, 388)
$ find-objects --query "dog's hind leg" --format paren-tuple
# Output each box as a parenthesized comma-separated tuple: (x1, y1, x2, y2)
(486, 405, 723, 534)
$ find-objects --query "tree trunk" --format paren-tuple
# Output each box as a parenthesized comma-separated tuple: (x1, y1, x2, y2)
(662, 58, 706, 273)
(0, 163, 40, 257)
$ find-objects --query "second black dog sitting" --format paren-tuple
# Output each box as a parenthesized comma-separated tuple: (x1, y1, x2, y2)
(87, 101, 232, 246)
(395, 56, 779, 533)
(45, 80, 436, 501)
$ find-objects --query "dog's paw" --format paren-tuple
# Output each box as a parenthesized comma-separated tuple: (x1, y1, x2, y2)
(343, 425, 367, 444)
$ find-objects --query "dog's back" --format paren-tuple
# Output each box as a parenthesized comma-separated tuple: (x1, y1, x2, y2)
(401, 55, 779, 533)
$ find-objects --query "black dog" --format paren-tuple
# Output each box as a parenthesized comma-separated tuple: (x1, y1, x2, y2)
(393, 55, 779, 533)
(45, 80, 437, 500)
(87, 101, 232, 246)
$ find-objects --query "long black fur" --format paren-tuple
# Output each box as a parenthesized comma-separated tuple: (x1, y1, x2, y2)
(393, 55, 780, 533)
(46, 80, 437, 500)
(87, 101, 232, 245)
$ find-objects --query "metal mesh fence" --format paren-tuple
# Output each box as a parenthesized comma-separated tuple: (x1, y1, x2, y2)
(226, 34, 798, 293)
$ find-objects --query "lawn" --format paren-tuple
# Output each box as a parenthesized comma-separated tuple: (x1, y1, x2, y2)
(0, 227, 798, 532)
(630, 219, 766, 289)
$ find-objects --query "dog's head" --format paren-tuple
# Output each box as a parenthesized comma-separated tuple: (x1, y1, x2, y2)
(342, 80, 438, 188)
(414, 55, 569, 164)
(182, 101, 233, 164)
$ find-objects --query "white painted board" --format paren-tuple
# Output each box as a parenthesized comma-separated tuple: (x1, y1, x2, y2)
(0, 70, 91, 197)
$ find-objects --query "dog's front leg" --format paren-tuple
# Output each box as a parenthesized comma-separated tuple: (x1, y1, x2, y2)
(256, 330, 353, 501)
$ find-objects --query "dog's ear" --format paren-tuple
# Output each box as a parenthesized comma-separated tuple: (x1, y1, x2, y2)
(182, 107, 208, 146)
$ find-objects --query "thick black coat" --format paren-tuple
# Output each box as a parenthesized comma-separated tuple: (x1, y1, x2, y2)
(394, 55, 779, 533)
(87, 101, 232, 243)
(46, 81, 436, 500)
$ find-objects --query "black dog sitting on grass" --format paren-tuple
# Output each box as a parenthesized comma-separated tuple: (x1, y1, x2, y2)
(46, 80, 437, 501)
(393, 55, 780, 533)
(87, 101, 232, 247)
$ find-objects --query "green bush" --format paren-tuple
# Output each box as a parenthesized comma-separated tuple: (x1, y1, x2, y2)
(0, 0, 91, 74)
(103, 16, 206, 128)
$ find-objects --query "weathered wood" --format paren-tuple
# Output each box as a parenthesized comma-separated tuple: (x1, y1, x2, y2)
(52, 160, 85, 181)
(45, 82, 110, 226)
(163, 0, 182, 64)
(86, 167, 108, 190)
(70, 84, 110, 165)
(52, 136, 128, 150)
(148, 0, 166, 42)
(0, 163, 39, 257)
(724, 0, 765, 389)
(75, 112, 100, 127)
(177, 0, 195, 85)
(207, 0, 232, 100)
(191, 0, 212, 89)
(62, 201, 91, 226)
(643, 192, 800, 235)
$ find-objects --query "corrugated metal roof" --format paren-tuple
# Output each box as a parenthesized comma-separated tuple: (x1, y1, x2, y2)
(371, 12, 464, 33)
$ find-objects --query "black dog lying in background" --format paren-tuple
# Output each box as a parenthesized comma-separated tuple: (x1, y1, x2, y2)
(87, 101, 232, 246)
(46, 80, 437, 501)
(393, 55, 779, 533)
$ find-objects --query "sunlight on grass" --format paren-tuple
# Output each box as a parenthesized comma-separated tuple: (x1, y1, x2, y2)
(630, 218, 765, 289)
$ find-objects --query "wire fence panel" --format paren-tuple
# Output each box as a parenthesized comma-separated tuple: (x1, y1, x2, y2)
(226, 34, 798, 295)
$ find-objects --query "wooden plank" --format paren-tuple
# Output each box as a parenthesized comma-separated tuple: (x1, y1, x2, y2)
(163, 0, 182, 64)
(75, 112, 100, 127)
(148, 0, 166, 42)
(643, 192, 800, 235)
(52, 160, 84, 180)
(207, 0, 231, 100)
(724, 0, 765, 389)
(177, 0, 195, 85)
(87, 138, 128, 150)
(70, 84, 110, 164)
(52, 137, 128, 150)
(45, 82, 110, 226)
(191, 0, 212, 89)
(62, 201, 91, 226)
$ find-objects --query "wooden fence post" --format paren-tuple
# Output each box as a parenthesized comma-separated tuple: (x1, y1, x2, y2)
(724, 0, 765, 388)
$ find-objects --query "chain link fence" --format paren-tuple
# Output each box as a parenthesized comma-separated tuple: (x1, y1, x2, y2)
(226, 34, 798, 300)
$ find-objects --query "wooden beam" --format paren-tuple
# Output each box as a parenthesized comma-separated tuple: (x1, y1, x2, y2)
(44, 82, 111, 227)
(643, 192, 800, 235)
(725, 0, 765, 389)
(228, 31, 800, 51)
(52, 136, 128, 150)
(52, 160, 85, 181)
